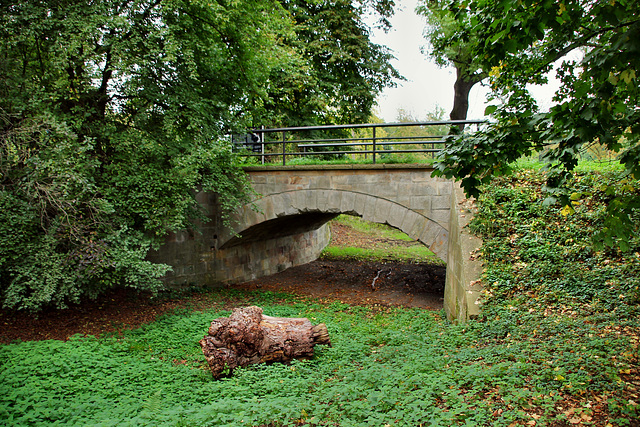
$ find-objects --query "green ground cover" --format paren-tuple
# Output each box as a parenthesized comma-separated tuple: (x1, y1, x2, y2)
(1, 169, 638, 426)
(321, 215, 442, 264)
(240, 152, 437, 166)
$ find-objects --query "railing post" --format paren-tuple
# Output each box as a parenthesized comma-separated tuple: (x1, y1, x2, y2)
(282, 131, 286, 166)
(372, 126, 377, 164)
(260, 125, 265, 165)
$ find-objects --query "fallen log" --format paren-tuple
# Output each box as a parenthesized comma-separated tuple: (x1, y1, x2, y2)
(199, 306, 331, 378)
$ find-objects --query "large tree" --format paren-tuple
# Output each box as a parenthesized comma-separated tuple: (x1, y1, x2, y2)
(0, 0, 303, 310)
(432, 0, 640, 250)
(255, 0, 402, 128)
(416, 0, 486, 124)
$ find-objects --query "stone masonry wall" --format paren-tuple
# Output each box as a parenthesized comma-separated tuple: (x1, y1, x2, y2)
(443, 184, 484, 321)
(146, 191, 331, 287)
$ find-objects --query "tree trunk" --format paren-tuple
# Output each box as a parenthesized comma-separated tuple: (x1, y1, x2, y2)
(449, 65, 483, 132)
(200, 306, 331, 378)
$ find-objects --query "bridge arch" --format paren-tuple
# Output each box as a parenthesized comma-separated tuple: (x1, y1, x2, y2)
(219, 189, 449, 262)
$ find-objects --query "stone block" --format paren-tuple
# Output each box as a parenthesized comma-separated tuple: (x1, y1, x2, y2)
(371, 198, 393, 224)
(386, 203, 407, 229)
(326, 191, 342, 213)
(289, 190, 304, 211)
(431, 195, 451, 211)
(315, 175, 331, 189)
(303, 189, 318, 211)
(280, 192, 298, 216)
(242, 206, 264, 228)
(250, 175, 267, 185)
(269, 194, 285, 217)
(400, 210, 422, 239)
(261, 196, 275, 220)
(339, 191, 356, 214)
(317, 189, 331, 210)
(409, 219, 428, 243)
(411, 172, 435, 182)
(429, 229, 448, 261)
(418, 223, 442, 247)
(287, 175, 309, 188)
(437, 180, 453, 195)
(429, 210, 451, 228)
(410, 196, 431, 212)
(354, 193, 367, 216)
(362, 196, 377, 222)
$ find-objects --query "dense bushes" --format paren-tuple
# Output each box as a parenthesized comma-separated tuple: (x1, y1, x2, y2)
(0, 113, 249, 311)
(0, 1, 265, 310)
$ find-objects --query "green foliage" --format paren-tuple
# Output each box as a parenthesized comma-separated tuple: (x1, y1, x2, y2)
(471, 170, 640, 307)
(259, 0, 402, 128)
(321, 245, 438, 263)
(432, 0, 640, 250)
(1, 285, 637, 425)
(0, 0, 302, 310)
(332, 214, 414, 240)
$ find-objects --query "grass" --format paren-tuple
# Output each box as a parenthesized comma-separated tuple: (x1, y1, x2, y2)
(241, 149, 625, 174)
(330, 214, 414, 241)
(1, 169, 638, 426)
(239, 152, 438, 166)
(321, 245, 438, 263)
(321, 215, 442, 263)
(512, 155, 625, 173)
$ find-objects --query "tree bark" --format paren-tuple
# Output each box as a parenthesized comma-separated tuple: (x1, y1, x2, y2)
(200, 306, 331, 378)
(449, 65, 484, 132)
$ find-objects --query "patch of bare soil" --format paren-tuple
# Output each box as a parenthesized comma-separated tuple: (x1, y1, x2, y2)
(234, 259, 445, 309)
(0, 288, 206, 344)
(0, 222, 445, 344)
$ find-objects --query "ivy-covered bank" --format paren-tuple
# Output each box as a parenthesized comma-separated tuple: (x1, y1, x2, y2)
(1, 169, 638, 426)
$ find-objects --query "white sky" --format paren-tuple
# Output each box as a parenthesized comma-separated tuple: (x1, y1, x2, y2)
(368, 0, 559, 122)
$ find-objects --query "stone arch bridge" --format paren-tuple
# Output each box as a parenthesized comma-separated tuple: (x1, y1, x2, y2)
(148, 165, 482, 321)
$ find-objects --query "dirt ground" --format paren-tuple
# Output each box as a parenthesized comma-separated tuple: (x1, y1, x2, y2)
(235, 259, 444, 309)
(0, 224, 445, 344)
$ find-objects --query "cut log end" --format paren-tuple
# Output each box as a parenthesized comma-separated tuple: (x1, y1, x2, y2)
(312, 323, 332, 347)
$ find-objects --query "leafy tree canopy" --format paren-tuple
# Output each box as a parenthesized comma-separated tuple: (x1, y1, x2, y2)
(432, 0, 640, 250)
(256, 0, 402, 128)
(1, 0, 398, 311)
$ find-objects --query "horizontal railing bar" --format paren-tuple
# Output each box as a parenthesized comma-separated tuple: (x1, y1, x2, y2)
(271, 135, 447, 145)
(255, 138, 447, 150)
(285, 136, 373, 144)
(377, 135, 445, 141)
(297, 140, 447, 148)
(254, 119, 486, 133)
(240, 148, 444, 157)
(297, 142, 372, 148)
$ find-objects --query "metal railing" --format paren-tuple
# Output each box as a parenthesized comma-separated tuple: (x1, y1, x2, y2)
(233, 120, 486, 165)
